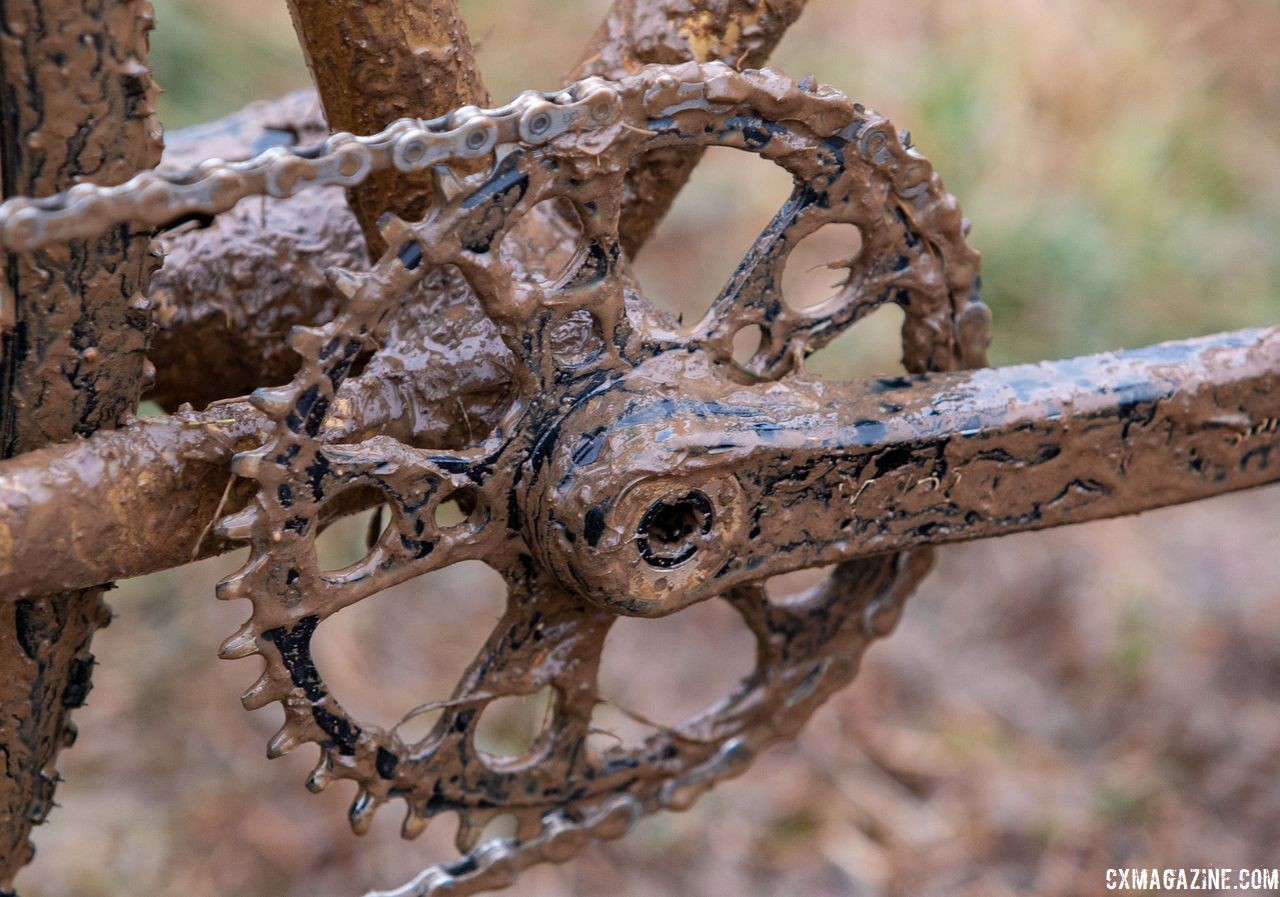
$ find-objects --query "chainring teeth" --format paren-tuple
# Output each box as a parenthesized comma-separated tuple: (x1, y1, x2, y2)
(205, 62, 990, 891)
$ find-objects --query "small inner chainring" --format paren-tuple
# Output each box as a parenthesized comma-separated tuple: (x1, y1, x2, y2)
(214, 61, 988, 895)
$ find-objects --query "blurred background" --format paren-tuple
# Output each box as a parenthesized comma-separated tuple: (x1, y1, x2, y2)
(21, 1, 1280, 895)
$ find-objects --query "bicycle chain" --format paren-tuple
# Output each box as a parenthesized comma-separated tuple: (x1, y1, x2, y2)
(0, 61, 988, 896)
(0, 78, 620, 252)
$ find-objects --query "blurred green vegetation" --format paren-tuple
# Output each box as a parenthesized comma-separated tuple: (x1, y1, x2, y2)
(150, 0, 309, 129)
(148, 0, 1280, 367)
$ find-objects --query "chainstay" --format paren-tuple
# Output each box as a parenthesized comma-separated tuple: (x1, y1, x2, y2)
(0, 77, 620, 252)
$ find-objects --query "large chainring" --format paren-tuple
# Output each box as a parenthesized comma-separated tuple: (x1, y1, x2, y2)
(211, 61, 988, 895)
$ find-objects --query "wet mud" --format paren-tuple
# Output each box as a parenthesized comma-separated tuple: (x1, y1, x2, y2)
(189, 60, 1276, 893)
(200, 62, 986, 894)
(285, 0, 489, 256)
(142, 0, 810, 411)
(570, 0, 810, 255)
(0, 0, 162, 887)
(0, 0, 1275, 891)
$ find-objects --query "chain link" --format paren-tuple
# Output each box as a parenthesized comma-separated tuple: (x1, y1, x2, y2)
(0, 78, 619, 253)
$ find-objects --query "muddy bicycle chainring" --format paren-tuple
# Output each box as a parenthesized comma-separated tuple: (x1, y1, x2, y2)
(204, 62, 987, 895)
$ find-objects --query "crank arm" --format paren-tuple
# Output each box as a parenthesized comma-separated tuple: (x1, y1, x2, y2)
(536, 325, 1280, 616)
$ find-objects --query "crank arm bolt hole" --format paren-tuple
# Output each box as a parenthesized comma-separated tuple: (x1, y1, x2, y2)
(636, 491, 714, 568)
